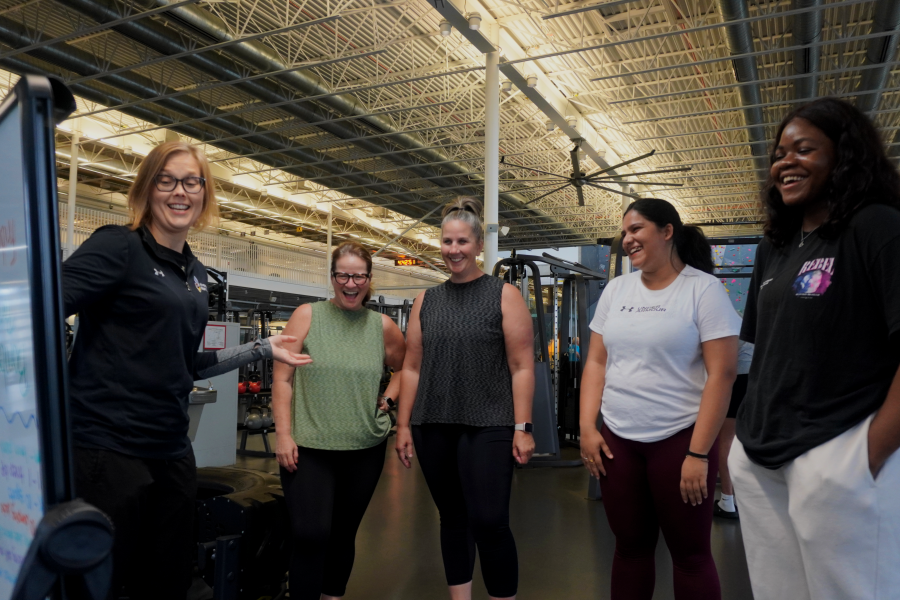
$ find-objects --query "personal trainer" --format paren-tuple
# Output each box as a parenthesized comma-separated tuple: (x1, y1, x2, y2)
(62, 141, 309, 600)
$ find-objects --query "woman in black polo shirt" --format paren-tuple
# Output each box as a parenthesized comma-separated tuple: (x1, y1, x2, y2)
(732, 98, 900, 600)
(63, 141, 309, 600)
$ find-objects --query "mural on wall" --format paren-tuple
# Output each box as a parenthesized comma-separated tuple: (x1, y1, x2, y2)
(712, 244, 757, 316)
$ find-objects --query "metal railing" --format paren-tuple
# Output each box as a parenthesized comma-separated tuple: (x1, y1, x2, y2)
(58, 205, 441, 299)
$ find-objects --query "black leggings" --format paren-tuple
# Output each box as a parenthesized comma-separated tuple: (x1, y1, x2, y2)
(74, 446, 197, 600)
(279, 440, 386, 599)
(412, 424, 518, 598)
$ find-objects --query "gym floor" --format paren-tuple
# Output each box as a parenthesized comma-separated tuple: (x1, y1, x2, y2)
(191, 434, 754, 599)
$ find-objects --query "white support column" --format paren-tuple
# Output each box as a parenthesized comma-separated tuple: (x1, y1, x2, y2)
(483, 47, 500, 275)
(325, 202, 333, 297)
(65, 129, 80, 260)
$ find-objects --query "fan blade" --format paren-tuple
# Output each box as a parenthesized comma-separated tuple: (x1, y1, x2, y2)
(570, 145, 582, 176)
(585, 182, 642, 199)
(523, 183, 572, 206)
(588, 149, 656, 177)
(577, 187, 585, 206)
(590, 180, 684, 187)
(592, 166, 692, 179)
(502, 162, 570, 179)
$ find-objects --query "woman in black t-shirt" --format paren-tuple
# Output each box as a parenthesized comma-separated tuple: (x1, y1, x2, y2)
(732, 98, 900, 600)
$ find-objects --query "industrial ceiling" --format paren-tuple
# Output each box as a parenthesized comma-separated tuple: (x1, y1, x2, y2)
(0, 0, 897, 267)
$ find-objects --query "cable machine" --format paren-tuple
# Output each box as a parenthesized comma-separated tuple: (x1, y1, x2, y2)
(493, 255, 585, 467)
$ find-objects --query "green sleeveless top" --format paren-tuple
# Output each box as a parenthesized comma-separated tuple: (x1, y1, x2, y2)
(291, 301, 391, 450)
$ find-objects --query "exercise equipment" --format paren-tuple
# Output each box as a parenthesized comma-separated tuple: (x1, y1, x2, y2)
(196, 468, 290, 600)
(244, 406, 264, 430)
(248, 372, 262, 394)
(493, 256, 581, 467)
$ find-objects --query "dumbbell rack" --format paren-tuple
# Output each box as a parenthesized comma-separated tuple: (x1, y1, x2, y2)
(237, 390, 275, 458)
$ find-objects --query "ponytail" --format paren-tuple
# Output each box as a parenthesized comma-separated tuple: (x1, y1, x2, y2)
(624, 198, 713, 274)
(674, 225, 714, 274)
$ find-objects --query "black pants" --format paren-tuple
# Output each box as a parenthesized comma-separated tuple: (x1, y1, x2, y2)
(412, 424, 518, 598)
(279, 440, 387, 600)
(74, 446, 197, 600)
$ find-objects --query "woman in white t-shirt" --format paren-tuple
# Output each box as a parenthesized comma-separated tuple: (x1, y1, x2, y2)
(580, 198, 740, 600)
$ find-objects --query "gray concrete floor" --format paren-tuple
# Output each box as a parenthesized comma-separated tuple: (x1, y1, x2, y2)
(228, 432, 754, 600)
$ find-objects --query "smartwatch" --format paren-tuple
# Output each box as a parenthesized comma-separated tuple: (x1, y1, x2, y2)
(383, 397, 396, 410)
(514, 422, 534, 433)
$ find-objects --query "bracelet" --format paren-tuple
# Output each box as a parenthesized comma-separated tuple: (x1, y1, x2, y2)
(685, 451, 709, 461)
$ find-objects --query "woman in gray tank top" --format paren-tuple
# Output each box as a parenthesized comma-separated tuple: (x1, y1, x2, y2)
(395, 197, 536, 600)
(271, 241, 406, 600)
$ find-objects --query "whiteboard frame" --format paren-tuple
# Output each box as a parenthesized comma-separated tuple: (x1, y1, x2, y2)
(0, 75, 74, 511)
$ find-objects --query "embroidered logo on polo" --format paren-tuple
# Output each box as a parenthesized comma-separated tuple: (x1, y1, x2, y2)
(193, 276, 207, 293)
(153, 268, 165, 277)
(792, 257, 834, 297)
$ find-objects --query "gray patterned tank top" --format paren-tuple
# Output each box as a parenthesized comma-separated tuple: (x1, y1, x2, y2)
(411, 275, 515, 426)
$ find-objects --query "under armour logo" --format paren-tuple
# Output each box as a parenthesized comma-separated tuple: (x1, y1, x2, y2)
(620, 306, 634, 312)
(154, 268, 165, 277)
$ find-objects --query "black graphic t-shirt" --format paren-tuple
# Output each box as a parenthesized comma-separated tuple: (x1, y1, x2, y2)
(738, 204, 900, 468)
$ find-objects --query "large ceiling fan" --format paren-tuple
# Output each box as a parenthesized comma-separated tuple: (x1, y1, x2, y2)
(503, 143, 692, 207)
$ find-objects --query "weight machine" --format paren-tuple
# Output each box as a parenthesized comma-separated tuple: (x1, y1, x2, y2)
(493, 255, 584, 467)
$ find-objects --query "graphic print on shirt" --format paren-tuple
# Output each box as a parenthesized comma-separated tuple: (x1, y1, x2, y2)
(791, 257, 834, 297)
(153, 268, 165, 277)
(620, 304, 666, 313)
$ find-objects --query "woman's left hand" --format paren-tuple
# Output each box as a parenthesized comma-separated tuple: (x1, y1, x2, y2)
(680, 456, 709, 506)
(513, 431, 535, 465)
(267, 335, 313, 367)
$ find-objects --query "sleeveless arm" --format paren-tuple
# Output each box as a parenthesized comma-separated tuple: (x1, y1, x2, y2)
(381, 313, 406, 402)
(395, 291, 425, 468)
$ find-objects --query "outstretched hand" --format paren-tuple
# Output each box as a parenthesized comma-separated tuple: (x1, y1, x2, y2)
(267, 335, 313, 367)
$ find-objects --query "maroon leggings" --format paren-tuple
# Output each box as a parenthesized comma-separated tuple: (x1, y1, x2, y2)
(598, 423, 721, 600)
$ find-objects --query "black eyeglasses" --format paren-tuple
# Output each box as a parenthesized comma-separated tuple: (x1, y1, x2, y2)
(154, 174, 206, 193)
(332, 272, 370, 284)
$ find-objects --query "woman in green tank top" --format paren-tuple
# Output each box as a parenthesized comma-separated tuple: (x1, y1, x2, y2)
(271, 241, 406, 600)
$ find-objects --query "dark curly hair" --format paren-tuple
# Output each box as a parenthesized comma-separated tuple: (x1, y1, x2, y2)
(763, 97, 900, 247)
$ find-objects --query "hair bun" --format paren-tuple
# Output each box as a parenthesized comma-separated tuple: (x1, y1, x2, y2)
(442, 196, 483, 218)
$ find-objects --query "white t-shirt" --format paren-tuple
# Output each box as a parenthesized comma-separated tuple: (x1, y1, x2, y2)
(589, 265, 741, 442)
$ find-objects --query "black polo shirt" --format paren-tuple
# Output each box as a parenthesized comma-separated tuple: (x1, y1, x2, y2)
(64, 225, 216, 459)
(738, 204, 900, 468)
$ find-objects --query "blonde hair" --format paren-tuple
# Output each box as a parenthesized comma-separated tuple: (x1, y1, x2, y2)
(331, 241, 375, 304)
(441, 196, 484, 244)
(128, 141, 219, 232)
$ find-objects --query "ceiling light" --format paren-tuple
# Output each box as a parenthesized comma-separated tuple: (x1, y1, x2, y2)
(566, 116, 578, 129)
(500, 226, 510, 237)
(526, 74, 538, 88)
(439, 19, 452, 36)
(468, 12, 481, 30)
(545, 120, 555, 132)
(500, 79, 512, 92)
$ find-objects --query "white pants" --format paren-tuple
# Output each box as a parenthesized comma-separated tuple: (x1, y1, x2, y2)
(729, 414, 900, 600)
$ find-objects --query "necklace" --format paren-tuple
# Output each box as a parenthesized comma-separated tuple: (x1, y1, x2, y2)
(799, 225, 820, 247)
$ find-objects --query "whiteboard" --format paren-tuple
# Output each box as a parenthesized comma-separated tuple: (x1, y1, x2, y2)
(0, 101, 43, 597)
